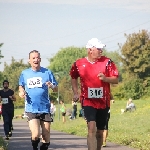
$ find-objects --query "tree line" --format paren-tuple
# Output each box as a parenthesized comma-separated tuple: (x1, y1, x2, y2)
(0, 29, 150, 106)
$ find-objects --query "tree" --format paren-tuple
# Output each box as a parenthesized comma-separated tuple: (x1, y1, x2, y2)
(0, 43, 4, 64)
(103, 50, 120, 69)
(2, 57, 30, 106)
(48, 46, 87, 77)
(0, 43, 4, 85)
(120, 30, 150, 80)
(3, 57, 30, 90)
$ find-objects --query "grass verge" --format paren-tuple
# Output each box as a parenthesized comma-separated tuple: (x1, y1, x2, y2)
(51, 99, 150, 150)
(1, 99, 150, 150)
(0, 137, 8, 150)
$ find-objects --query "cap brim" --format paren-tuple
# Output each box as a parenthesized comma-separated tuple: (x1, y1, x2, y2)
(96, 44, 106, 48)
(86, 44, 106, 49)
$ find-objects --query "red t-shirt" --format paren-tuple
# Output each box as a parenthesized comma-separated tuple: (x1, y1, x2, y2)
(70, 56, 119, 109)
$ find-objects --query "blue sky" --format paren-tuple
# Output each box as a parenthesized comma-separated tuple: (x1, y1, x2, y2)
(0, 0, 150, 71)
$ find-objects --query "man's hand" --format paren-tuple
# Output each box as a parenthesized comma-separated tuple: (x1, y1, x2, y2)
(9, 96, 13, 100)
(9, 95, 16, 101)
(73, 93, 79, 102)
(45, 81, 54, 89)
(9, 96, 12, 99)
(97, 72, 107, 82)
(19, 90, 26, 98)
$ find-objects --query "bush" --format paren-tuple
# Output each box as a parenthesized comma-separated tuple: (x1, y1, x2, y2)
(0, 136, 8, 150)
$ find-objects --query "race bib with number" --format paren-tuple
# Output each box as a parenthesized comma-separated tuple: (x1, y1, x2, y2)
(88, 87, 103, 98)
(27, 77, 42, 88)
(2, 98, 8, 104)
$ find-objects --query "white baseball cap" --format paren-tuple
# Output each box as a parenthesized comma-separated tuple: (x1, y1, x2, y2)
(86, 38, 106, 49)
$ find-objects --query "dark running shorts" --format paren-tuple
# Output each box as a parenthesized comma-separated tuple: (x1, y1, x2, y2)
(62, 112, 66, 116)
(83, 106, 109, 130)
(104, 112, 110, 130)
(26, 112, 52, 122)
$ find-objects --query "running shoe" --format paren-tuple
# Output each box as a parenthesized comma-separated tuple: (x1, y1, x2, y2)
(5, 136, 9, 140)
(102, 142, 106, 147)
(8, 131, 12, 137)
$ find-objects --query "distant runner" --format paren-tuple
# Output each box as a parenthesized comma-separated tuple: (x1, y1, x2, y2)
(0, 80, 16, 140)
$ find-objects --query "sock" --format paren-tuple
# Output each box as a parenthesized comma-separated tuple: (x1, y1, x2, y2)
(40, 142, 50, 150)
(31, 138, 40, 150)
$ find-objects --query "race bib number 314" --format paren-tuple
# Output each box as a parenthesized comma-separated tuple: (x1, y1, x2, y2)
(88, 87, 103, 98)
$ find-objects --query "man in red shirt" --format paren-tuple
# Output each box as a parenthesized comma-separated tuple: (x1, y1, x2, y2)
(70, 38, 119, 150)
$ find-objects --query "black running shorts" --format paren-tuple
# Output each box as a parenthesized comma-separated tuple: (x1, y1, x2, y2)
(83, 106, 109, 130)
(104, 112, 110, 130)
(26, 112, 52, 122)
(62, 112, 66, 116)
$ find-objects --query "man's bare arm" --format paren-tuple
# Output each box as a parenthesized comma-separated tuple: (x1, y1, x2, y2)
(97, 73, 118, 84)
(71, 78, 79, 102)
(71, 78, 78, 94)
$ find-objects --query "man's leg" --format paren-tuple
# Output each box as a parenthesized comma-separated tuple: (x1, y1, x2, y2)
(71, 109, 75, 119)
(84, 106, 97, 150)
(74, 109, 77, 119)
(11, 107, 14, 130)
(8, 109, 14, 137)
(2, 111, 10, 139)
(96, 130, 104, 150)
(102, 130, 108, 147)
(96, 108, 109, 150)
(40, 121, 50, 150)
(28, 119, 40, 150)
(87, 121, 97, 150)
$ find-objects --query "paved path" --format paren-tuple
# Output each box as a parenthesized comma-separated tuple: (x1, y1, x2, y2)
(0, 120, 137, 150)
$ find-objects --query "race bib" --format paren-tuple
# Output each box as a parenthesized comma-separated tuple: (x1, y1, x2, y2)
(2, 98, 8, 104)
(88, 87, 103, 98)
(27, 77, 42, 88)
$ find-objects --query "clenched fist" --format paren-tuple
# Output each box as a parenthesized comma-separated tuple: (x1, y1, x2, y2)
(19, 90, 26, 98)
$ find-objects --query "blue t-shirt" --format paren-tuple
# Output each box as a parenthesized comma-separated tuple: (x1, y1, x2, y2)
(19, 67, 58, 113)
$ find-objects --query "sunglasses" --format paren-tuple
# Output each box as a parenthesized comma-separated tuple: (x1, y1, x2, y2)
(97, 48, 103, 51)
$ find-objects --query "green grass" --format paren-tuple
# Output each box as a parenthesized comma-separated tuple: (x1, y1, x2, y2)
(51, 100, 150, 150)
(0, 137, 8, 150)
(108, 100, 150, 150)
(1, 100, 150, 150)
(14, 108, 24, 116)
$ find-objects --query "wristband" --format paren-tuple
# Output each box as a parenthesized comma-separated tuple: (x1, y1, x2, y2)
(51, 84, 55, 89)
